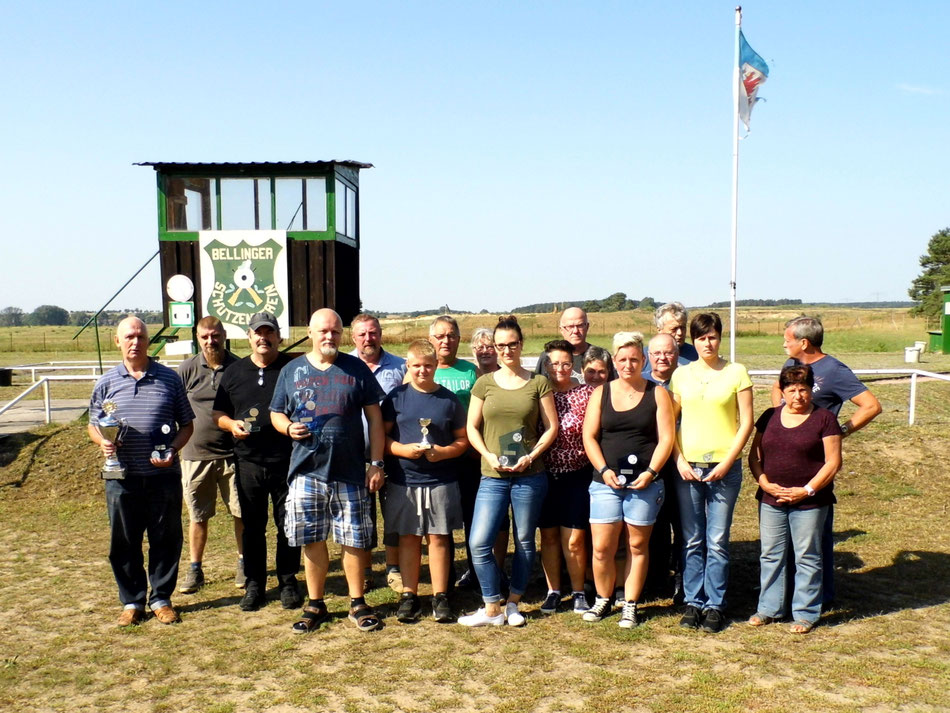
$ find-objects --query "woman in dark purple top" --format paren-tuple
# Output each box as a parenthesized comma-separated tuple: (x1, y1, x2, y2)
(747, 365, 841, 633)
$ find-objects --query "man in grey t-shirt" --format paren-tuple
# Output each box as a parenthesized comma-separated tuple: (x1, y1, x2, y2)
(178, 316, 243, 594)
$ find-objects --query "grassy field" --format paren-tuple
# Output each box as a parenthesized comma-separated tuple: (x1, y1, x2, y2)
(0, 340, 948, 711)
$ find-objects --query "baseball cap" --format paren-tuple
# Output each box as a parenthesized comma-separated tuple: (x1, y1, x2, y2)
(248, 311, 279, 332)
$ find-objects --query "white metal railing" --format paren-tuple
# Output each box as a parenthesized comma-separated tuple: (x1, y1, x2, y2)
(0, 374, 99, 425)
(749, 368, 950, 426)
(3, 360, 184, 383)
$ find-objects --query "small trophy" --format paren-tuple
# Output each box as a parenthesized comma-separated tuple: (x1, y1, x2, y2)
(418, 418, 433, 449)
(96, 400, 127, 479)
(239, 406, 262, 433)
(692, 466, 704, 478)
(497, 428, 527, 468)
(294, 400, 329, 436)
(616, 454, 638, 486)
(151, 423, 174, 461)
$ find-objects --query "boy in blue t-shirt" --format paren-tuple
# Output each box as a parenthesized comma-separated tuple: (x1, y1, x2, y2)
(382, 340, 469, 623)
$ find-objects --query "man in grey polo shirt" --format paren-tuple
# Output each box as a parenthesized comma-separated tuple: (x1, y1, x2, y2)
(88, 316, 194, 627)
(178, 316, 244, 594)
(349, 312, 406, 591)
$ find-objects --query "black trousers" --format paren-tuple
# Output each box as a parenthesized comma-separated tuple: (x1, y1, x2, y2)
(647, 470, 683, 592)
(234, 458, 301, 589)
(105, 475, 182, 608)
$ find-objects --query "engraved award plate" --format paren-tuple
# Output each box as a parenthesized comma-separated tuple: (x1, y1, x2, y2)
(240, 406, 262, 433)
(294, 400, 330, 436)
(151, 423, 174, 461)
(418, 418, 432, 449)
(616, 453, 638, 486)
(97, 400, 128, 479)
(497, 428, 527, 467)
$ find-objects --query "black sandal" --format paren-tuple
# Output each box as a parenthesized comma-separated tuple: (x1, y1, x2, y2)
(292, 603, 329, 634)
(348, 603, 382, 632)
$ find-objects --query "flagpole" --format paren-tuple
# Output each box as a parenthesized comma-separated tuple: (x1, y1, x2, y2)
(730, 6, 742, 363)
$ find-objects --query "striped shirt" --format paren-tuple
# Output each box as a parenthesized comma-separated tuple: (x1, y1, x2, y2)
(89, 359, 194, 477)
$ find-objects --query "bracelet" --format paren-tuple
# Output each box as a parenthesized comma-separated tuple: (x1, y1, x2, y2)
(646, 466, 658, 481)
(286, 423, 292, 437)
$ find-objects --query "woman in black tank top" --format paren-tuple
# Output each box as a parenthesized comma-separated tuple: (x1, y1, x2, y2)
(582, 333, 675, 627)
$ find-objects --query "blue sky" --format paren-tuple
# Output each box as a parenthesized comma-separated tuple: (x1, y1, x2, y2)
(2, 1, 947, 314)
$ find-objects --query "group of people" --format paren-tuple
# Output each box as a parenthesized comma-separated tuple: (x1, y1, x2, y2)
(88, 302, 879, 635)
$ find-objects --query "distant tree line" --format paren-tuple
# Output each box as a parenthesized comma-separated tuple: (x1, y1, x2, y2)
(908, 227, 950, 319)
(512, 293, 658, 314)
(0, 306, 163, 327)
(708, 299, 803, 308)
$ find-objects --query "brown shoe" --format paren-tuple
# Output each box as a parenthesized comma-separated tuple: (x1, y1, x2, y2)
(153, 605, 181, 625)
(117, 608, 145, 627)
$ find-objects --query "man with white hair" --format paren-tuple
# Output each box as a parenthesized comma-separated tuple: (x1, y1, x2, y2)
(642, 302, 697, 379)
(270, 309, 386, 633)
(88, 317, 194, 627)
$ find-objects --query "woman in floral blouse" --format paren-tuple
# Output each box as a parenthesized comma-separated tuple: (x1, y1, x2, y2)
(538, 339, 596, 615)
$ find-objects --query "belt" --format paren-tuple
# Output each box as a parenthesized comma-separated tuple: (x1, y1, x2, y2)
(688, 461, 720, 469)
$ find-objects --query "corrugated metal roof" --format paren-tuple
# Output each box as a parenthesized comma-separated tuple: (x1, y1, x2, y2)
(135, 160, 373, 171)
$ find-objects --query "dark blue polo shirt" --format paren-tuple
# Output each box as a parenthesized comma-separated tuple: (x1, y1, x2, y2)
(89, 359, 194, 477)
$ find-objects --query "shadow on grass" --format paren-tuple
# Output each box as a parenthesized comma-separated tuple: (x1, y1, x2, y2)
(0, 429, 64, 488)
(726, 538, 950, 626)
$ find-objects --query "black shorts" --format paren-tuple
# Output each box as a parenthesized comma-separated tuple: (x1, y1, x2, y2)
(538, 466, 593, 530)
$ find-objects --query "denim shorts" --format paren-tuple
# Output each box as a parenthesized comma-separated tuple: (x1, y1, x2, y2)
(589, 479, 665, 526)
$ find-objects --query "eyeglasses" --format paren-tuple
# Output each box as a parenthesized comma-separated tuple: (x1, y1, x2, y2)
(560, 323, 588, 332)
(548, 362, 573, 371)
(494, 341, 521, 352)
(258, 368, 265, 387)
(651, 351, 677, 359)
(473, 343, 495, 352)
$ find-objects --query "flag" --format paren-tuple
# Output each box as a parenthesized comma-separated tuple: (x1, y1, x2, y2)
(738, 30, 769, 130)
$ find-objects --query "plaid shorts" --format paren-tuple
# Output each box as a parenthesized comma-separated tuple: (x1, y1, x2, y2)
(285, 477, 373, 548)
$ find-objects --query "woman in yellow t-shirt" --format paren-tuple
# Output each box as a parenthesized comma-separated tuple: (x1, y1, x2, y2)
(668, 313, 753, 634)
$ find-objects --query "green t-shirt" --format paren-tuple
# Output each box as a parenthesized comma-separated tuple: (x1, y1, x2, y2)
(433, 359, 479, 411)
(471, 372, 553, 478)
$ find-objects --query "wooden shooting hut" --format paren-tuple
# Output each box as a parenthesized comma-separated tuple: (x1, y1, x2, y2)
(137, 161, 371, 335)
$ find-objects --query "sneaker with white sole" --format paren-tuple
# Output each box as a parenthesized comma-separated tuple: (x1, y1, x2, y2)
(572, 591, 590, 614)
(234, 557, 247, 589)
(583, 596, 611, 622)
(540, 590, 561, 615)
(619, 601, 639, 628)
(505, 601, 526, 627)
(458, 607, 505, 627)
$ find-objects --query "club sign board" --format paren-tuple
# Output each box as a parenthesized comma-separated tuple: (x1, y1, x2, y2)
(198, 230, 289, 339)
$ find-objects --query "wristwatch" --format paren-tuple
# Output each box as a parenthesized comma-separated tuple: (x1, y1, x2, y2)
(597, 464, 610, 475)
(804, 484, 816, 497)
(370, 460, 385, 469)
(840, 422, 850, 436)
(646, 466, 658, 481)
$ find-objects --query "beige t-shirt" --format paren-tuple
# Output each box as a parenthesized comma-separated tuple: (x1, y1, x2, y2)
(471, 373, 552, 478)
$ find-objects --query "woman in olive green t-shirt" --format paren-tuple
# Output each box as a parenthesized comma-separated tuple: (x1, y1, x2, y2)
(460, 316, 558, 627)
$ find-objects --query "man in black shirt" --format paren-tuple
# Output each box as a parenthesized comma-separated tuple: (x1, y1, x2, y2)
(212, 311, 302, 612)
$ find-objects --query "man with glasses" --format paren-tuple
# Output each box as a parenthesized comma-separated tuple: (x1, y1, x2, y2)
(212, 311, 302, 613)
(178, 316, 243, 595)
(349, 313, 406, 591)
(535, 307, 615, 383)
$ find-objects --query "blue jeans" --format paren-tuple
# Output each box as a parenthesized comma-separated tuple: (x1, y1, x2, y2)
(469, 473, 548, 603)
(105, 475, 183, 609)
(758, 502, 827, 624)
(675, 461, 742, 612)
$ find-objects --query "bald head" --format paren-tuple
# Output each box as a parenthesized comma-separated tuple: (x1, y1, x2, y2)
(114, 316, 149, 368)
(308, 308, 343, 361)
(648, 333, 678, 382)
(559, 307, 590, 353)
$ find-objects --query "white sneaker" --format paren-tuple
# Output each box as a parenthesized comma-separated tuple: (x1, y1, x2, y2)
(505, 602, 526, 627)
(458, 607, 505, 627)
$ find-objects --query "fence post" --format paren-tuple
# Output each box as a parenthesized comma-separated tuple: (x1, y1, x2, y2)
(908, 372, 918, 426)
(43, 379, 51, 424)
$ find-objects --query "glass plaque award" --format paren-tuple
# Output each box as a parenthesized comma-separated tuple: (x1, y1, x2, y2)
(497, 428, 527, 467)
(616, 453, 638, 486)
